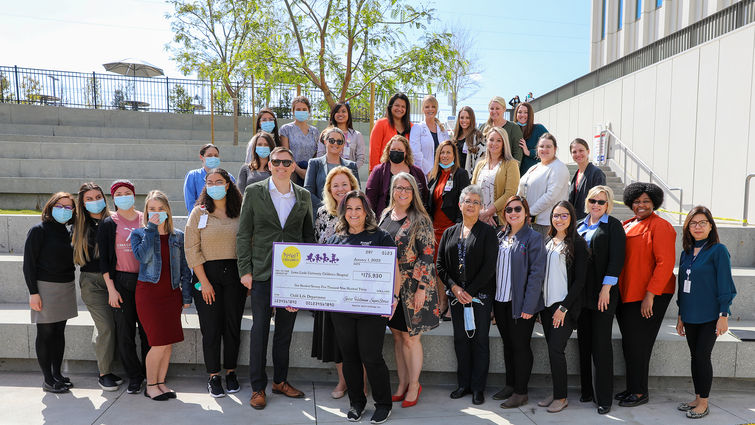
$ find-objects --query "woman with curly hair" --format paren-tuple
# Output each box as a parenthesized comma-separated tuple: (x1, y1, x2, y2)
(615, 182, 676, 408)
(379, 172, 440, 408)
(365, 135, 428, 216)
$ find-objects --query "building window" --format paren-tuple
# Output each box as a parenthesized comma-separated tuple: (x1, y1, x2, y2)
(636, 0, 642, 20)
(618, 0, 624, 29)
(656, 0, 662, 8)
(602, 0, 607, 39)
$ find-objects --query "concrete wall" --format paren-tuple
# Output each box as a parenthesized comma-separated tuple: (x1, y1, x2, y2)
(540, 21, 755, 222)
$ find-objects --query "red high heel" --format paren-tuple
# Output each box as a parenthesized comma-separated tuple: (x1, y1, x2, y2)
(391, 390, 406, 402)
(401, 385, 422, 408)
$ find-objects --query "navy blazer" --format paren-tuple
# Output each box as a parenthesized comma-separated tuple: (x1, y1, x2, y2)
(498, 225, 546, 318)
(304, 155, 359, 211)
(569, 163, 606, 220)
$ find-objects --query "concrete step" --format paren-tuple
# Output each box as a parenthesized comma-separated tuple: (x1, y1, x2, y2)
(0, 158, 245, 180)
(0, 124, 253, 144)
(0, 304, 751, 379)
(0, 141, 248, 161)
(0, 132, 251, 146)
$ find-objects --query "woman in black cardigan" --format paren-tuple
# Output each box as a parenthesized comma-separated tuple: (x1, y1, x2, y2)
(568, 138, 606, 220)
(436, 184, 498, 406)
(537, 201, 588, 413)
(428, 140, 471, 321)
(575, 185, 626, 415)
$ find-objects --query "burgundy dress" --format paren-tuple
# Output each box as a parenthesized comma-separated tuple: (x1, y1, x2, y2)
(136, 234, 184, 346)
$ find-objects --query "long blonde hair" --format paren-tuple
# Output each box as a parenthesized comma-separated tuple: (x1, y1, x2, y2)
(484, 126, 514, 163)
(73, 182, 111, 266)
(380, 173, 433, 248)
(142, 190, 174, 234)
(428, 140, 460, 181)
(482, 96, 508, 133)
(422, 95, 445, 132)
(322, 166, 360, 216)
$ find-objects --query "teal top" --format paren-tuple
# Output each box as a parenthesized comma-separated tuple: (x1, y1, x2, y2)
(519, 123, 548, 176)
(677, 242, 737, 324)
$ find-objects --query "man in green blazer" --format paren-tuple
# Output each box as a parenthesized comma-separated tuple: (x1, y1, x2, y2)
(236, 146, 315, 410)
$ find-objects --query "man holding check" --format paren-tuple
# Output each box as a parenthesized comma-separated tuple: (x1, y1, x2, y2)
(236, 146, 315, 410)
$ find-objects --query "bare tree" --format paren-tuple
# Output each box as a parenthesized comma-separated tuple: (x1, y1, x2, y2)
(440, 25, 483, 116)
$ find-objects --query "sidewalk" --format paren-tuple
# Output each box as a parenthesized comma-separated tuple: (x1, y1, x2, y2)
(1, 372, 753, 425)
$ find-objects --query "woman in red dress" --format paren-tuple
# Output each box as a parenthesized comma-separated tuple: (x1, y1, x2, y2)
(130, 190, 192, 401)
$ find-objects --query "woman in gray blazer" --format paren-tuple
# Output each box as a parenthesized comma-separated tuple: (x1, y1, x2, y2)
(304, 127, 359, 211)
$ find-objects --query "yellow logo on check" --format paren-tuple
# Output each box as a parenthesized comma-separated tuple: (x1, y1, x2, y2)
(281, 246, 301, 268)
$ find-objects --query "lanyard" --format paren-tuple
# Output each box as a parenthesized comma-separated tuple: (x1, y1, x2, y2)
(686, 242, 707, 280)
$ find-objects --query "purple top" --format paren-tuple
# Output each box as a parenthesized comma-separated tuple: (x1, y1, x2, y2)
(365, 162, 429, 216)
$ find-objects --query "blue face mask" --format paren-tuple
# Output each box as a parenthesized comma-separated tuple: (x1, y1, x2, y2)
(148, 211, 168, 224)
(457, 297, 483, 338)
(113, 195, 135, 210)
(204, 156, 220, 169)
(255, 146, 271, 158)
(294, 110, 310, 122)
(52, 207, 73, 224)
(260, 121, 275, 133)
(207, 185, 227, 200)
(439, 161, 455, 169)
(516, 121, 527, 127)
(85, 198, 106, 214)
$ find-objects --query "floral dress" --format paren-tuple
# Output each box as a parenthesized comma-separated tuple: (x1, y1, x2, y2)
(314, 206, 338, 243)
(380, 212, 440, 336)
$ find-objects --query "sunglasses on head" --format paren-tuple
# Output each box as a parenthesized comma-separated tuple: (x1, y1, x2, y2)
(327, 137, 344, 145)
(270, 159, 293, 167)
(587, 199, 607, 206)
(505, 205, 523, 214)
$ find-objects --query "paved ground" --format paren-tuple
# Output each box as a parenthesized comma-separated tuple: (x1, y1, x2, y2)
(1, 372, 753, 425)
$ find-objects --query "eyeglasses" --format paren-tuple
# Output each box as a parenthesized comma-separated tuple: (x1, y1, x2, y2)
(206, 179, 226, 186)
(505, 206, 523, 214)
(552, 213, 570, 220)
(327, 137, 345, 145)
(54, 204, 74, 210)
(461, 199, 482, 206)
(587, 199, 607, 206)
(270, 159, 293, 167)
(689, 220, 710, 228)
(393, 186, 412, 193)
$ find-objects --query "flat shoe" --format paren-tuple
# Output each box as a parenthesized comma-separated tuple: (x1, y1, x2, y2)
(686, 407, 709, 419)
(580, 394, 594, 403)
(492, 386, 514, 400)
(619, 393, 648, 407)
(331, 389, 346, 399)
(614, 389, 631, 401)
(678, 402, 695, 411)
(500, 393, 528, 409)
(597, 406, 611, 414)
(538, 395, 554, 407)
(547, 398, 568, 413)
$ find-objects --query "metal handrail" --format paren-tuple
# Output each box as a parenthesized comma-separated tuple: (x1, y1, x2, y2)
(603, 128, 684, 224)
(743, 174, 755, 226)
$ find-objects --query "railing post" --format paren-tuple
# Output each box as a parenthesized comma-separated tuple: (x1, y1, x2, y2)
(296, 84, 301, 96)
(166, 77, 170, 113)
(744, 174, 755, 226)
(14, 65, 20, 104)
(92, 72, 98, 109)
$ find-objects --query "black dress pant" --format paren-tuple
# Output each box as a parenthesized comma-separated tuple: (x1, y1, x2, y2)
(249, 280, 298, 392)
(684, 320, 717, 398)
(617, 293, 672, 395)
(577, 295, 617, 408)
(112, 271, 149, 381)
(193, 259, 247, 374)
(540, 305, 575, 399)
(450, 299, 492, 392)
(332, 313, 392, 411)
(493, 301, 536, 395)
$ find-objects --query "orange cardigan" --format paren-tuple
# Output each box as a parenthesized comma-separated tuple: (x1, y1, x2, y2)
(618, 213, 677, 303)
(369, 118, 411, 171)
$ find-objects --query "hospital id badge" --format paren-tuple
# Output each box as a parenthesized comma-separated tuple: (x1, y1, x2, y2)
(683, 279, 691, 293)
(198, 214, 208, 229)
(444, 180, 454, 192)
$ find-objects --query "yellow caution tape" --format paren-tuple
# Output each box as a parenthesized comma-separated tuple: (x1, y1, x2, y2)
(611, 201, 746, 223)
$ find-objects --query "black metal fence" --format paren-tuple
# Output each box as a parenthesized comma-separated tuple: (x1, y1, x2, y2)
(0, 65, 429, 123)
(531, 0, 755, 112)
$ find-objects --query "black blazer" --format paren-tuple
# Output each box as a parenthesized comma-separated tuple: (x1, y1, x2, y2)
(427, 168, 470, 223)
(97, 216, 118, 278)
(577, 215, 626, 312)
(436, 220, 498, 298)
(569, 163, 606, 220)
(547, 234, 588, 327)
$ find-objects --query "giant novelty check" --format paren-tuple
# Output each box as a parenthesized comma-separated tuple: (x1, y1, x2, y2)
(271, 242, 397, 315)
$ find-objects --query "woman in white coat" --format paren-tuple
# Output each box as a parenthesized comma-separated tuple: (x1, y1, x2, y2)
(410, 95, 449, 176)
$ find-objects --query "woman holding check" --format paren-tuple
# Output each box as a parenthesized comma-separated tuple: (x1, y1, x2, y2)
(326, 190, 401, 424)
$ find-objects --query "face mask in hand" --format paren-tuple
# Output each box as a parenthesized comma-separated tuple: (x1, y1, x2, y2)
(453, 297, 483, 338)
(148, 211, 168, 224)
(389, 150, 405, 164)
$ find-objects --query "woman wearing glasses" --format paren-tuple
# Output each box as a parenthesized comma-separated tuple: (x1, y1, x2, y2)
(576, 185, 625, 415)
(23, 192, 77, 393)
(614, 182, 676, 408)
(492, 196, 545, 409)
(304, 127, 360, 211)
(675, 206, 736, 419)
(185, 168, 245, 398)
(436, 185, 498, 405)
(365, 135, 428, 216)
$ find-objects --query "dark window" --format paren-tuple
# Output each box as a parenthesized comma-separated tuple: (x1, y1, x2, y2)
(637, 0, 642, 20)
(619, 0, 624, 29)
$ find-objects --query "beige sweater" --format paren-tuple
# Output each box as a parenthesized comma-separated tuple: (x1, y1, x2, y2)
(184, 206, 240, 268)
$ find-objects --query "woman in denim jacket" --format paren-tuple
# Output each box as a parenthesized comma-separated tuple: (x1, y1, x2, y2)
(130, 190, 192, 401)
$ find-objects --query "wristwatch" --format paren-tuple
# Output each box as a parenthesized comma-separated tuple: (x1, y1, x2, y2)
(418, 284, 426, 290)
(719, 312, 729, 317)
(393, 294, 400, 300)
(558, 305, 568, 313)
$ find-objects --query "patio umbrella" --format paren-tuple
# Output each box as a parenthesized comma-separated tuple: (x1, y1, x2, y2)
(103, 58, 164, 108)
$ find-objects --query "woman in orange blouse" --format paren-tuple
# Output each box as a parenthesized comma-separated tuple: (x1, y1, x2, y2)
(615, 182, 676, 408)
(369, 93, 412, 171)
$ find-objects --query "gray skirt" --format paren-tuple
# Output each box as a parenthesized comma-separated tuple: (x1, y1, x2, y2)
(31, 280, 78, 324)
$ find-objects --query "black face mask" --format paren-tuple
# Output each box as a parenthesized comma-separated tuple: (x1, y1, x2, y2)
(389, 151, 405, 164)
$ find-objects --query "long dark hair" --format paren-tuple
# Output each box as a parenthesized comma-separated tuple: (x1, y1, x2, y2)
(248, 131, 275, 171)
(335, 190, 378, 234)
(195, 168, 243, 218)
(514, 102, 535, 140)
(682, 206, 720, 253)
(255, 108, 281, 146)
(547, 201, 578, 266)
(73, 182, 111, 266)
(329, 102, 354, 131)
(386, 93, 411, 132)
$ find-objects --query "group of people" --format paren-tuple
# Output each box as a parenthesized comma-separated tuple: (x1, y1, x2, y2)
(22, 93, 737, 423)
